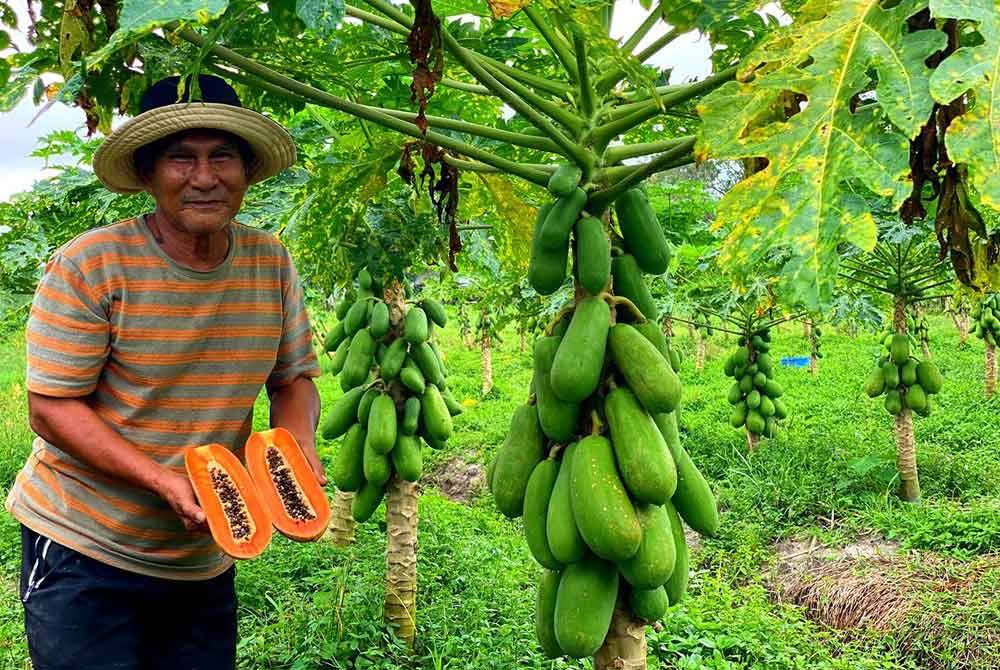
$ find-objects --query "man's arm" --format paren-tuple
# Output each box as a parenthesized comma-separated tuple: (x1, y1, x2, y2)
(267, 375, 326, 485)
(27, 392, 207, 530)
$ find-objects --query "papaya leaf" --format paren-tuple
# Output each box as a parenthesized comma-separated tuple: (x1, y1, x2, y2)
(476, 173, 535, 274)
(929, 0, 1000, 211)
(296, 0, 345, 35)
(84, 0, 229, 71)
(696, 0, 946, 308)
(662, 0, 763, 33)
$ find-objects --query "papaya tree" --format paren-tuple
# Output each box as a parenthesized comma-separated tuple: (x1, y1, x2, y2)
(12, 0, 1000, 666)
(842, 229, 950, 501)
(972, 294, 1000, 397)
(946, 291, 972, 348)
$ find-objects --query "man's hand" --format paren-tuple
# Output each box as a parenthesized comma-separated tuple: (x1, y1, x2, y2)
(155, 469, 208, 531)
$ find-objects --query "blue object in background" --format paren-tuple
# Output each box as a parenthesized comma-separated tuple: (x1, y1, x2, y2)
(780, 356, 811, 368)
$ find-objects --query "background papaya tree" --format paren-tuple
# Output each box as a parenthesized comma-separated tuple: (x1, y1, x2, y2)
(841, 221, 951, 501)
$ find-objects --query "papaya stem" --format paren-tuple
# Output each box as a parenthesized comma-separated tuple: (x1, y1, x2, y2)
(345, 4, 408, 35)
(544, 305, 575, 336)
(590, 410, 604, 435)
(523, 4, 579, 82)
(589, 138, 696, 211)
(440, 77, 492, 96)
(572, 30, 597, 119)
(604, 136, 692, 163)
(478, 59, 585, 136)
(604, 295, 647, 323)
(620, 1, 663, 53)
(595, 28, 680, 94)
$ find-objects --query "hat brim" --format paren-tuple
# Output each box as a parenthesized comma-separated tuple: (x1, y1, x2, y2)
(92, 102, 296, 194)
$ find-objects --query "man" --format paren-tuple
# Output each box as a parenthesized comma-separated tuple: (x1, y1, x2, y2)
(6, 74, 324, 669)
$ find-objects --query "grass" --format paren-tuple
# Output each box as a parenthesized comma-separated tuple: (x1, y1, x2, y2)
(0, 314, 998, 669)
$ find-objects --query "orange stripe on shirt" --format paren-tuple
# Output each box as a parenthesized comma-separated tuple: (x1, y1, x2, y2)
(46, 263, 101, 305)
(115, 325, 282, 341)
(62, 229, 148, 256)
(119, 302, 282, 317)
(232, 255, 287, 267)
(36, 460, 176, 520)
(35, 283, 98, 315)
(277, 328, 314, 356)
(27, 329, 108, 357)
(29, 354, 105, 379)
(98, 380, 255, 411)
(104, 361, 262, 387)
(96, 405, 250, 433)
(76, 254, 170, 274)
(116, 349, 276, 365)
(30, 304, 108, 333)
(93, 277, 282, 294)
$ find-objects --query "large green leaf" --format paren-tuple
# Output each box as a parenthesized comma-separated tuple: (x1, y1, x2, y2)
(662, 0, 763, 32)
(696, 0, 945, 307)
(929, 0, 1000, 211)
(86, 0, 229, 70)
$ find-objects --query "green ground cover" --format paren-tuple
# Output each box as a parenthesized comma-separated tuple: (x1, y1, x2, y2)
(0, 315, 997, 669)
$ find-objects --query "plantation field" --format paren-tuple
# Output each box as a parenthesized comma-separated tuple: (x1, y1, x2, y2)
(0, 315, 998, 670)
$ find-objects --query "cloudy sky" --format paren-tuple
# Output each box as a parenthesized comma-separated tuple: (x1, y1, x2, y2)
(0, 0, 762, 203)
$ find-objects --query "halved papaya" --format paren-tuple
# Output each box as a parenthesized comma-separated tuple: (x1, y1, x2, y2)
(245, 428, 331, 541)
(185, 444, 272, 559)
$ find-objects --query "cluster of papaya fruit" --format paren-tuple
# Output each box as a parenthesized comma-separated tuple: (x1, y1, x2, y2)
(864, 333, 943, 415)
(907, 312, 929, 348)
(528, 166, 672, 297)
(723, 328, 786, 438)
(486, 290, 718, 657)
(972, 294, 1000, 346)
(320, 269, 463, 522)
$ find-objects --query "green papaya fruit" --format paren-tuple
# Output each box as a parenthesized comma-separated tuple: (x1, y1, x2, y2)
(609, 324, 681, 413)
(605, 387, 677, 504)
(342, 329, 377, 389)
(610, 254, 658, 321)
(421, 384, 452, 442)
(523, 459, 561, 569)
(746, 410, 765, 435)
(420, 298, 448, 327)
(757, 352, 773, 375)
(723, 354, 737, 377)
(550, 297, 611, 403)
(655, 412, 720, 537)
(539, 188, 587, 251)
(729, 403, 748, 428)
(441, 388, 465, 416)
(528, 203, 569, 295)
(493, 404, 546, 518)
(344, 298, 369, 336)
(367, 393, 398, 455)
(891, 334, 910, 365)
(633, 320, 670, 359)
(401, 396, 421, 435)
(629, 585, 669, 622)
(335, 296, 352, 320)
(320, 386, 365, 440)
(864, 367, 886, 398)
(570, 435, 642, 561)
(753, 371, 768, 388)
(663, 501, 689, 604)
(352, 479, 385, 523)
(323, 321, 346, 353)
(739, 374, 754, 394)
(884, 389, 902, 415)
(553, 555, 618, 658)
(536, 570, 564, 658)
(727, 383, 743, 405)
(916, 361, 943, 393)
(391, 433, 422, 482)
(617, 503, 676, 589)
(331, 423, 365, 492)
(363, 434, 391, 486)
(746, 389, 761, 409)
(882, 361, 900, 388)
(399, 362, 426, 394)
(357, 386, 378, 424)
(411, 341, 446, 388)
(534, 336, 580, 443)
(370, 301, 390, 338)
(380, 338, 407, 380)
(358, 268, 373, 290)
(404, 307, 429, 344)
(901, 359, 918, 386)
(329, 337, 351, 376)
(614, 188, 671, 275)
(773, 397, 788, 420)
(547, 443, 586, 564)
(575, 215, 611, 295)
(732, 347, 749, 367)
(904, 384, 928, 413)
(547, 164, 582, 198)
(759, 395, 775, 418)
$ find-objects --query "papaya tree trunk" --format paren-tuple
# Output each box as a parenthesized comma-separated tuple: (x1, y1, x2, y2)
(463, 329, 474, 348)
(594, 599, 646, 670)
(921, 341, 931, 360)
(802, 320, 810, 338)
(986, 342, 997, 397)
(956, 313, 969, 346)
(695, 335, 706, 372)
(686, 321, 696, 341)
(809, 327, 818, 376)
(481, 331, 493, 395)
(746, 429, 759, 452)
(894, 296, 919, 501)
(383, 280, 419, 647)
(662, 316, 673, 338)
(384, 475, 418, 646)
(519, 329, 526, 354)
(323, 489, 356, 546)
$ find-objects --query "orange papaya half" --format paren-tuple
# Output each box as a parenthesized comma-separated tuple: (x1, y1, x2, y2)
(245, 428, 331, 541)
(184, 444, 273, 559)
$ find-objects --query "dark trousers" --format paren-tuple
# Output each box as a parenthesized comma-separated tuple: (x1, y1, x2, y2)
(19, 524, 237, 670)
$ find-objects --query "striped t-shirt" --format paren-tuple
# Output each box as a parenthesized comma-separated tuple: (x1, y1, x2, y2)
(5, 215, 320, 580)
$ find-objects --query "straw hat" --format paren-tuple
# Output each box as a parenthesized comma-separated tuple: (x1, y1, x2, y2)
(92, 74, 296, 194)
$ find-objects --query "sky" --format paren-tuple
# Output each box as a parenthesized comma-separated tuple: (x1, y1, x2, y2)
(0, 1, 782, 203)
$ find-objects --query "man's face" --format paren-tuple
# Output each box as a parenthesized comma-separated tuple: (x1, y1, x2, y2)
(142, 130, 249, 236)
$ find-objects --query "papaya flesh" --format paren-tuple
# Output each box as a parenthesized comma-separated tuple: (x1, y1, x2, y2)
(185, 444, 272, 559)
(245, 428, 331, 542)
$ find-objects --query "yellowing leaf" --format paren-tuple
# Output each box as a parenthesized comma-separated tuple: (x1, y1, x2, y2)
(476, 173, 535, 275)
(487, 0, 530, 19)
